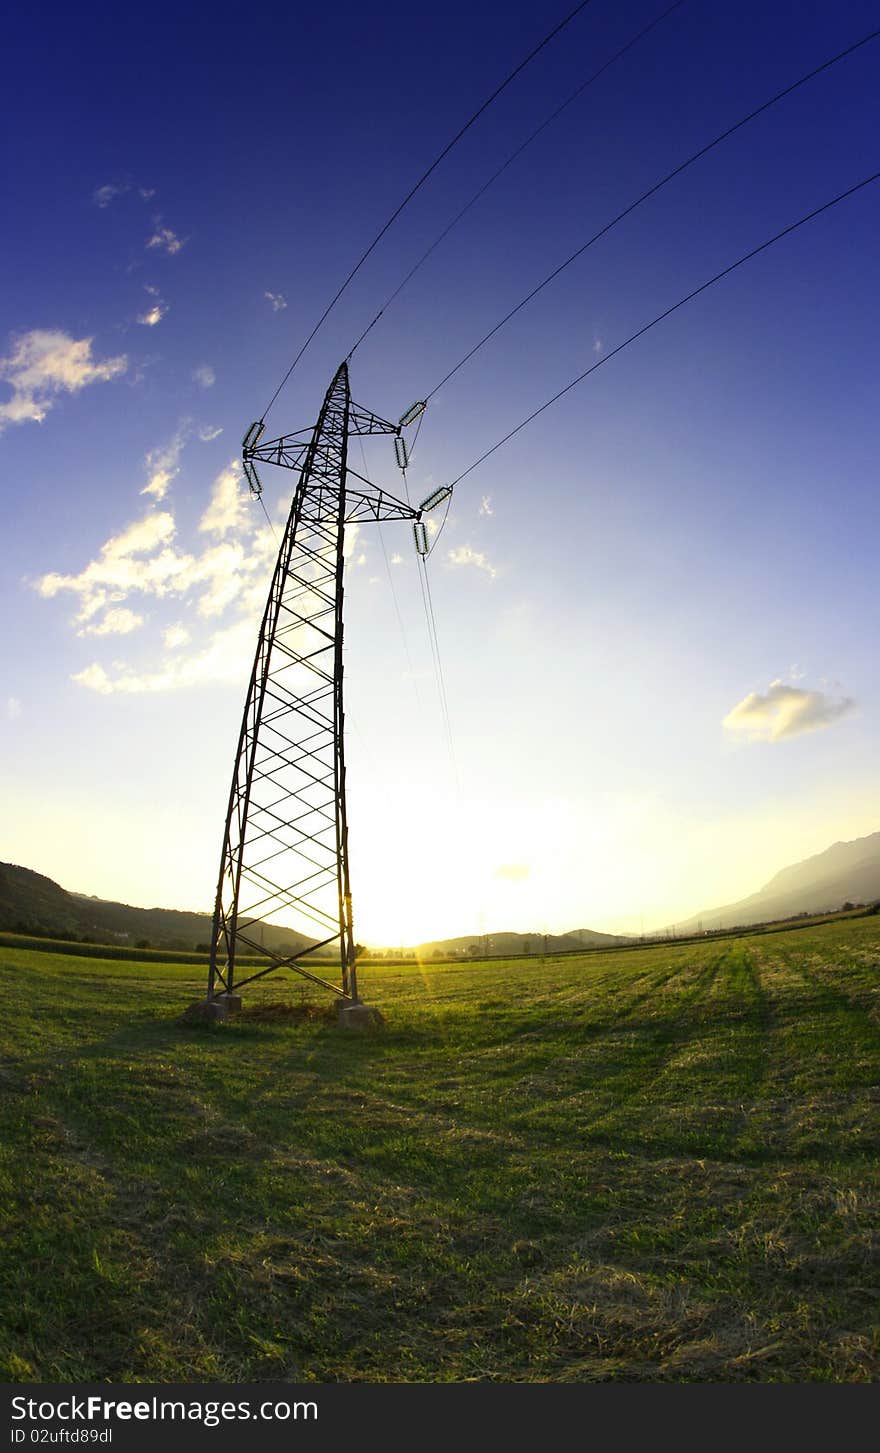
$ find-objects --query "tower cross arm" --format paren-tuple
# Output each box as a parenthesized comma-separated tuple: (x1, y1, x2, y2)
(344, 484, 420, 524)
(348, 399, 399, 436)
(246, 431, 312, 472)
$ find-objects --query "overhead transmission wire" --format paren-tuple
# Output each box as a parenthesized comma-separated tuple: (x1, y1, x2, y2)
(260, 0, 600, 420)
(347, 0, 689, 360)
(447, 170, 880, 490)
(424, 25, 880, 403)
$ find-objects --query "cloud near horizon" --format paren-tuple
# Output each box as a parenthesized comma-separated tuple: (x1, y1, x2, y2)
(723, 679, 855, 742)
(0, 329, 126, 431)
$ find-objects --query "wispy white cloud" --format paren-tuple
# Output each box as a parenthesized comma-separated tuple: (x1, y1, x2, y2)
(94, 179, 156, 207)
(199, 461, 249, 537)
(141, 428, 187, 501)
(479, 495, 493, 517)
(0, 329, 126, 432)
(137, 301, 168, 327)
(73, 619, 260, 695)
(163, 623, 190, 649)
(193, 364, 215, 389)
(264, 291, 287, 312)
(36, 441, 293, 694)
(79, 607, 144, 637)
(723, 679, 855, 743)
(93, 181, 129, 208)
(36, 452, 276, 630)
(37, 513, 180, 632)
(198, 423, 223, 442)
(6, 697, 22, 720)
(146, 220, 186, 255)
(447, 544, 497, 579)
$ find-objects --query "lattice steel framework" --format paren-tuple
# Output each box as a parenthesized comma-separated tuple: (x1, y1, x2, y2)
(207, 362, 419, 1004)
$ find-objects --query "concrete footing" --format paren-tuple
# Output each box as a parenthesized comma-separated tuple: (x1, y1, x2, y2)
(182, 993, 242, 1024)
(337, 1001, 384, 1030)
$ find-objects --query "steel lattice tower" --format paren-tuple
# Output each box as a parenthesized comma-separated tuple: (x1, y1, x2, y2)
(206, 362, 421, 1007)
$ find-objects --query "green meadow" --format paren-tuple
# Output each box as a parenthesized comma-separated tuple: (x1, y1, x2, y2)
(1, 918, 878, 1383)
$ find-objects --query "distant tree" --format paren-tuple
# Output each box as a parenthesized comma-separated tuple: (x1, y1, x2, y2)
(354, 943, 368, 959)
(468, 943, 479, 957)
(841, 902, 854, 912)
(135, 938, 151, 950)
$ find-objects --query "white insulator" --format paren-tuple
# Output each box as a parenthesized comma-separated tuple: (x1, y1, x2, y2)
(418, 484, 452, 512)
(413, 522, 429, 556)
(243, 459, 262, 498)
(242, 420, 265, 452)
(394, 435, 408, 470)
(399, 400, 426, 428)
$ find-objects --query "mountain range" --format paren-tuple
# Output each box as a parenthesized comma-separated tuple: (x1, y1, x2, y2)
(0, 861, 314, 956)
(1, 828, 878, 956)
(668, 830, 880, 934)
(409, 927, 626, 959)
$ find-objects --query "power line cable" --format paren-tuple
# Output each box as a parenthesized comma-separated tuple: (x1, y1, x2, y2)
(261, 0, 600, 419)
(449, 169, 880, 489)
(347, 0, 689, 361)
(426, 26, 880, 402)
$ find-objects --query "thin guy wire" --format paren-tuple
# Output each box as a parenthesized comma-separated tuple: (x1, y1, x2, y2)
(357, 438, 419, 689)
(347, 0, 689, 360)
(261, 0, 600, 419)
(257, 492, 280, 545)
(418, 552, 459, 788)
(427, 26, 880, 402)
(402, 455, 458, 775)
(449, 170, 880, 488)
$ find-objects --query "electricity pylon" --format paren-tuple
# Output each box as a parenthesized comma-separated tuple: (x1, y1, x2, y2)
(205, 362, 423, 1008)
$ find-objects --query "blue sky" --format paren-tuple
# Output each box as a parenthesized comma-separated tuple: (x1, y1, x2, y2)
(2, 0, 879, 943)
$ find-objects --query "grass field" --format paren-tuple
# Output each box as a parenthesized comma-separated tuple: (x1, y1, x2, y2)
(1, 918, 878, 1383)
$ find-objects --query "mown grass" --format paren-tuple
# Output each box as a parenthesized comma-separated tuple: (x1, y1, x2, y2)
(0, 920, 878, 1383)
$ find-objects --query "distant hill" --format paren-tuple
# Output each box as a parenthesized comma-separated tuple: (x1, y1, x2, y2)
(669, 831, 880, 934)
(0, 862, 315, 955)
(412, 926, 627, 958)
